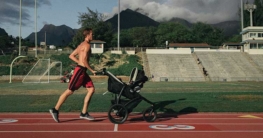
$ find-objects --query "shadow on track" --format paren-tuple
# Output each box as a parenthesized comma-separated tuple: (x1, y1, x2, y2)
(128, 98, 198, 123)
(60, 118, 107, 123)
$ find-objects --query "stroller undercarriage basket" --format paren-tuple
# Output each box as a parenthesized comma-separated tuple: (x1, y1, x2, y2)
(101, 68, 157, 124)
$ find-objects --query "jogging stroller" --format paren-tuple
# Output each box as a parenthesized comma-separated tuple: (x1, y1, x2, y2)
(101, 68, 157, 124)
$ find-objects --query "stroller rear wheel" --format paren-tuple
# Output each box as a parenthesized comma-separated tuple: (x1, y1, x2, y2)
(143, 106, 157, 122)
(108, 104, 128, 124)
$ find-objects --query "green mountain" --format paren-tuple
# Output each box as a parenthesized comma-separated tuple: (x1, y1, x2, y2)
(164, 17, 193, 28)
(211, 21, 241, 37)
(105, 9, 160, 31)
(25, 24, 77, 46)
(164, 18, 240, 37)
(0, 28, 8, 36)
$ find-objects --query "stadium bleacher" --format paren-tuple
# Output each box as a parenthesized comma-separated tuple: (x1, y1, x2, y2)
(250, 54, 263, 71)
(146, 52, 263, 82)
(147, 54, 205, 82)
(195, 52, 263, 81)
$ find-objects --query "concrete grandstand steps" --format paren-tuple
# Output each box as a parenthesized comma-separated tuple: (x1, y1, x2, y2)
(244, 53, 263, 73)
(141, 52, 151, 78)
(249, 55, 263, 68)
(147, 54, 205, 82)
(195, 52, 263, 81)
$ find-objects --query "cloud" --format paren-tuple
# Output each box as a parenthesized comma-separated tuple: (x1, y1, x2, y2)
(107, 0, 255, 24)
(0, 0, 51, 26)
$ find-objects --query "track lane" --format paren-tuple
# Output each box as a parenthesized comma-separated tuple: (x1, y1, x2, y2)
(0, 113, 263, 138)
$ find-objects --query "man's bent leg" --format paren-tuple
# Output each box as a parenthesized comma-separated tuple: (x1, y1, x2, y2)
(50, 89, 73, 123)
(80, 87, 95, 120)
(55, 89, 73, 110)
(82, 87, 95, 113)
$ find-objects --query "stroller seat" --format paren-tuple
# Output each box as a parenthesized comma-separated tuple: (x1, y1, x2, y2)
(128, 67, 148, 93)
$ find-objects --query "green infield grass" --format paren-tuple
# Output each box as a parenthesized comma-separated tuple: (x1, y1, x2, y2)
(0, 81, 263, 113)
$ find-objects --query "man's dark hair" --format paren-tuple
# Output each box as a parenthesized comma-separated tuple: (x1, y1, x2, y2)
(83, 28, 92, 37)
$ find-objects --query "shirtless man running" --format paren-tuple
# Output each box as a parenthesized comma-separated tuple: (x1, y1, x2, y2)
(49, 28, 97, 122)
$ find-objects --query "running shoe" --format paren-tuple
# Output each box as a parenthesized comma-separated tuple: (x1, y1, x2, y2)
(49, 108, 59, 123)
(80, 112, 95, 120)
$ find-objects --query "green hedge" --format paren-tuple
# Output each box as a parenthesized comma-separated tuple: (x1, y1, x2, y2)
(0, 53, 143, 76)
(0, 66, 9, 75)
(0, 56, 36, 75)
(0, 55, 12, 64)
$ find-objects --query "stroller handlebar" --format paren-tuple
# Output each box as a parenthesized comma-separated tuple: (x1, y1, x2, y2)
(95, 68, 107, 75)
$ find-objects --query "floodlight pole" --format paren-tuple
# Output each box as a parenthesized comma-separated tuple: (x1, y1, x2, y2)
(249, 8, 254, 27)
(241, 0, 244, 30)
(9, 56, 26, 83)
(45, 31, 46, 55)
(35, 0, 38, 57)
(245, 4, 256, 27)
(117, 0, 120, 51)
(19, 0, 22, 56)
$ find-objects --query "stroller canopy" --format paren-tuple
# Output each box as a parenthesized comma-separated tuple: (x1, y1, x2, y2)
(129, 67, 148, 84)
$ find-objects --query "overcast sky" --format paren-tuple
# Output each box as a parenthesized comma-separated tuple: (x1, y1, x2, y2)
(0, 0, 254, 38)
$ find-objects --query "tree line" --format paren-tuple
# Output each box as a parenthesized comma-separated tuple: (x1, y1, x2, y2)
(70, 8, 229, 48)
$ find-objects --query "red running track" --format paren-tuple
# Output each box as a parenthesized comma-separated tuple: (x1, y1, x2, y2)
(0, 112, 263, 138)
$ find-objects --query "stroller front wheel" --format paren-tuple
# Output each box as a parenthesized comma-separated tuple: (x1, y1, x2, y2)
(143, 106, 157, 122)
(108, 104, 128, 124)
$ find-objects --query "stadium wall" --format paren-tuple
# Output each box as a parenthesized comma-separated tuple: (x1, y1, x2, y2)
(110, 50, 135, 55)
(146, 48, 191, 54)
(194, 49, 241, 52)
(91, 48, 104, 54)
(247, 49, 263, 54)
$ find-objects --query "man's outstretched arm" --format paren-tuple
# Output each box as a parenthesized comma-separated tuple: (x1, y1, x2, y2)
(69, 48, 79, 64)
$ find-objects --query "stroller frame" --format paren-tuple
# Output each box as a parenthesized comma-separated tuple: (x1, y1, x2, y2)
(101, 68, 157, 124)
(113, 81, 154, 105)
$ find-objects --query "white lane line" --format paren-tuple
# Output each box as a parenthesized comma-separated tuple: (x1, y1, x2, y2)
(1, 131, 263, 133)
(0, 113, 262, 116)
(114, 124, 118, 132)
(0, 113, 108, 115)
(1, 118, 261, 120)
(1, 123, 263, 127)
(0, 117, 107, 119)
(0, 123, 118, 126)
(0, 119, 18, 123)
